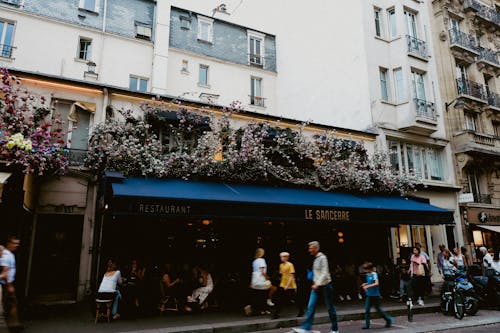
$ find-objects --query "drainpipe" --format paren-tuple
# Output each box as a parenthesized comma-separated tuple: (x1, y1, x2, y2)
(102, 88, 109, 123)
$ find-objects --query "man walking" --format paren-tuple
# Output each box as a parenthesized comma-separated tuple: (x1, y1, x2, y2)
(292, 241, 339, 333)
(1, 236, 20, 327)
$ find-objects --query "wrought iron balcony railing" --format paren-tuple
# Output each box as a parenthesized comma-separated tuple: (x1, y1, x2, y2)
(67, 148, 87, 166)
(474, 193, 492, 204)
(413, 98, 437, 121)
(488, 91, 500, 108)
(449, 28, 478, 52)
(250, 95, 266, 107)
(456, 78, 486, 100)
(463, 0, 482, 12)
(478, 47, 500, 65)
(0, 44, 14, 58)
(0, 0, 20, 6)
(406, 35, 428, 59)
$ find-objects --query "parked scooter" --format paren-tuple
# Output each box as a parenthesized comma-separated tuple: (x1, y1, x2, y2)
(467, 264, 500, 309)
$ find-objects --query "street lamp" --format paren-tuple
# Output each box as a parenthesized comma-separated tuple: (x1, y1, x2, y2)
(444, 98, 465, 112)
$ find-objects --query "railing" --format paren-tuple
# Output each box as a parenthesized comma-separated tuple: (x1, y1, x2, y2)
(248, 53, 264, 67)
(476, 2, 500, 27)
(463, 0, 482, 12)
(413, 98, 437, 121)
(474, 193, 492, 204)
(406, 35, 428, 59)
(456, 78, 486, 100)
(449, 28, 478, 52)
(478, 47, 500, 65)
(0, 0, 20, 6)
(471, 132, 496, 146)
(250, 95, 266, 107)
(67, 148, 87, 166)
(487, 91, 500, 108)
(0, 44, 13, 58)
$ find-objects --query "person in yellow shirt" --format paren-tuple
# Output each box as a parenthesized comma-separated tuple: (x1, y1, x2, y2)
(272, 252, 304, 319)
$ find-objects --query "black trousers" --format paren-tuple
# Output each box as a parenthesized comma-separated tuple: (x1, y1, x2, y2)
(273, 287, 303, 316)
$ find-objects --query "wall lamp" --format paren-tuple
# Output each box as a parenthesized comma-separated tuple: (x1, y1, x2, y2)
(445, 98, 465, 112)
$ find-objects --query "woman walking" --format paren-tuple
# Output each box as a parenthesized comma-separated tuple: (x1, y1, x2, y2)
(409, 246, 428, 306)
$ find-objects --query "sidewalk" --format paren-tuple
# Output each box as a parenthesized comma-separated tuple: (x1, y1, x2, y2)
(21, 297, 441, 333)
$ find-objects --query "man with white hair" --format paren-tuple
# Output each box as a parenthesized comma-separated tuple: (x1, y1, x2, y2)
(480, 247, 493, 272)
(292, 241, 339, 333)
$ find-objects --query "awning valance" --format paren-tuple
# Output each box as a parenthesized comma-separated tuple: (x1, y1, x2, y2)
(108, 179, 454, 225)
(476, 225, 500, 233)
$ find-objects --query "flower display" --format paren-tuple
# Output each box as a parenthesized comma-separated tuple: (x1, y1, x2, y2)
(86, 102, 417, 195)
(0, 68, 68, 176)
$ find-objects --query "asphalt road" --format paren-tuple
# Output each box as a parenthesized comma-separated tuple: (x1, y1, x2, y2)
(252, 311, 500, 333)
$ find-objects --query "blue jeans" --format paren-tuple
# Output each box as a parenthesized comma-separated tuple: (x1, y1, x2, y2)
(301, 283, 338, 331)
(112, 290, 121, 316)
(364, 296, 392, 328)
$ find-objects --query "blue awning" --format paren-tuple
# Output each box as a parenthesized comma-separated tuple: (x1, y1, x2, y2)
(109, 178, 454, 225)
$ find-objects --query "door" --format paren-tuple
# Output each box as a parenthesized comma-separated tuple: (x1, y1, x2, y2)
(30, 215, 83, 300)
(405, 11, 418, 38)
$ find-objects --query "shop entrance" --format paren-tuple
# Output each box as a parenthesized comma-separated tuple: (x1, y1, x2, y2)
(30, 214, 83, 301)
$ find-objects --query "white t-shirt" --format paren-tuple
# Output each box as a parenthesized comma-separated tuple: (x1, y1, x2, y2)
(0, 249, 16, 283)
(98, 271, 121, 293)
(492, 260, 500, 273)
(252, 258, 267, 273)
(483, 253, 493, 268)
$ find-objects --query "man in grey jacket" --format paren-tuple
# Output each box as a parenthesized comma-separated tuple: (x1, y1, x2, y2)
(293, 241, 339, 333)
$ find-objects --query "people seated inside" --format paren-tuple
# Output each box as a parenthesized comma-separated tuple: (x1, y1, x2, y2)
(97, 259, 122, 320)
(159, 263, 182, 312)
(190, 265, 214, 310)
(125, 259, 146, 309)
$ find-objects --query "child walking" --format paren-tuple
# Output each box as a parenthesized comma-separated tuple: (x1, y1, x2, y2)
(361, 262, 393, 330)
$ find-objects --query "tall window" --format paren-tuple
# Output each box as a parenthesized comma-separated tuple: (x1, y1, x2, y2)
(250, 77, 264, 106)
(374, 7, 382, 37)
(249, 36, 263, 65)
(379, 68, 389, 102)
(0, 20, 14, 58)
(80, 0, 98, 12)
(387, 8, 397, 38)
(388, 140, 444, 181)
(493, 121, 500, 137)
(197, 16, 213, 43)
(129, 76, 148, 92)
(394, 68, 406, 103)
(404, 10, 418, 38)
(411, 70, 426, 101)
(78, 37, 92, 61)
(465, 113, 477, 131)
(450, 18, 460, 32)
(199, 65, 209, 86)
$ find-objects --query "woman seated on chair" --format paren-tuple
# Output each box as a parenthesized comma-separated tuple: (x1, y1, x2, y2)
(190, 265, 214, 310)
(159, 264, 182, 310)
(98, 259, 122, 320)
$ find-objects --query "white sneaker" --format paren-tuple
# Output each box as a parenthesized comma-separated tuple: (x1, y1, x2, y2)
(338, 295, 344, 301)
(346, 295, 351, 301)
(357, 293, 363, 300)
(330, 331, 339, 333)
(267, 299, 275, 307)
(406, 300, 413, 309)
(417, 299, 424, 306)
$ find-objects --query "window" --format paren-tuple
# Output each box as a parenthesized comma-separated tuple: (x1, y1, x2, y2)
(374, 7, 382, 37)
(198, 65, 209, 86)
(450, 18, 460, 32)
(404, 10, 418, 38)
(387, 8, 397, 38)
(77, 37, 92, 61)
(0, 20, 14, 58)
(129, 76, 148, 92)
(79, 0, 98, 12)
(197, 15, 213, 43)
(250, 77, 264, 107)
(135, 22, 152, 40)
(466, 170, 490, 204)
(465, 113, 477, 131)
(411, 70, 426, 101)
(388, 140, 444, 181)
(493, 122, 500, 137)
(181, 60, 189, 74)
(394, 68, 406, 103)
(54, 100, 93, 155)
(180, 16, 191, 30)
(379, 68, 389, 102)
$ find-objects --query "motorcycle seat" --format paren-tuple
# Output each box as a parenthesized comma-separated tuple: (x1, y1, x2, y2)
(473, 276, 488, 286)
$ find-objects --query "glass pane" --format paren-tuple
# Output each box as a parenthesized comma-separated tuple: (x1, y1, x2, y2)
(139, 79, 148, 92)
(400, 142, 407, 172)
(389, 141, 399, 171)
(414, 146, 422, 178)
(374, 10, 381, 36)
(417, 73, 425, 100)
(129, 77, 138, 90)
(429, 148, 443, 180)
(4, 23, 14, 47)
(379, 69, 388, 101)
(201, 22, 209, 40)
(389, 10, 397, 38)
(250, 38, 255, 55)
(84, 0, 96, 10)
(394, 69, 405, 103)
(255, 78, 262, 96)
(406, 144, 414, 173)
(422, 148, 429, 179)
(255, 39, 261, 55)
(199, 66, 208, 85)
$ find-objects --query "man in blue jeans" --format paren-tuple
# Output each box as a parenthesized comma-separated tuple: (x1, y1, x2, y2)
(293, 241, 339, 333)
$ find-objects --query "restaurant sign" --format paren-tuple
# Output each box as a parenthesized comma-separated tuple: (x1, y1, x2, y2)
(466, 207, 500, 224)
(304, 209, 350, 222)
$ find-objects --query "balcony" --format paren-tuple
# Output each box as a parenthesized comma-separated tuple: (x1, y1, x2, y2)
(406, 35, 428, 60)
(473, 193, 492, 204)
(414, 98, 437, 121)
(454, 130, 500, 156)
(0, 44, 14, 58)
(248, 53, 264, 67)
(456, 78, 487, 102)
(67, 148, 87, 166)
(463, 0, 482, 12)
(0, 0, 20, 6)
(449, 28, 479, 64)
(477, 47, 500, 75)
(250, 95, 266, 107)
(467, 0, 500, 29)
(487, 91, 500, 110)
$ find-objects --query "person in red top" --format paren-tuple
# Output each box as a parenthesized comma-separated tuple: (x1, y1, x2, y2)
(408, 246, 428, 306)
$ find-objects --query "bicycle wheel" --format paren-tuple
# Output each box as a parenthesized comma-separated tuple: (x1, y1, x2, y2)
(453, 291, 465, 320)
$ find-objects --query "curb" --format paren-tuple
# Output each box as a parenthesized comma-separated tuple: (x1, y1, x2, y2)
(120, 304, 441, 333)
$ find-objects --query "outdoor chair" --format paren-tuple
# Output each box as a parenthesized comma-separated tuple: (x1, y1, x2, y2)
(95, 292, 115, 323)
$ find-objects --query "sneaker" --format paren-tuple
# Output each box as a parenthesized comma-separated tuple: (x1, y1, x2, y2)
(267, 299, 275, 307)
(406, 300, 413, 308)
(339, 295, 344, 301)
(417, 299, 424, 306)
(385, 318, 394, 327)
(244, 304, 252, 316)
(291, 328, 310, 333)
(112, 313, 120, 320)
(346, 294, 351, 301)
(358, 293, 363, 300)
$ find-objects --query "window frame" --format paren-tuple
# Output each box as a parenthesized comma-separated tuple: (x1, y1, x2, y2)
(0, 19, 15, 59)
(393, 68, 406, 103)
(250, 76, 264, 107)
(197, 15, 214, 43)
(135, 22, 152, 41)
(374, 7, 383, 38)
(79, 0, 99, 13)
(387, 7, 397, 39)
(77, 37, 92, 61)
(464, 112, 478, 131)
(247, 30, 266, 67)
(198, 64, 209, 86)
(379, 67, 390, 102)
(129, 75, 149, 93)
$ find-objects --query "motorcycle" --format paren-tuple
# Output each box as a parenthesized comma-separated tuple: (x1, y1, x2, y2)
(441, 273, 479, 318)
(467, 264, 500, 309)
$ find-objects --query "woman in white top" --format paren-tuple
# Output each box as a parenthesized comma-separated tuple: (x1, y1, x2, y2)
(245, 248, 275, 315)
(98, 259, 122, 319)
(450, 247, 466, 272)
(191, 266, 214, 309)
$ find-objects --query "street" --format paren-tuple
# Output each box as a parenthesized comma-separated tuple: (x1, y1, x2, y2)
(253, 311, 500, 333)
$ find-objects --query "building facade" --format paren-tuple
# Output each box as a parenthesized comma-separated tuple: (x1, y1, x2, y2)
(430, 0, 500, 253)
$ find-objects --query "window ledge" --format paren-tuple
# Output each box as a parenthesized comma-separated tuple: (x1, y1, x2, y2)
(249, 103, 266, 109)
(198, 83, 211, 89)
(78, 7, 99, 15)
(197, 38, 213, 45)
(381, 100, 409, 107)
(0, 56, 14, 62)
(374, 35, 401, 43)
(74, 57, 91, 64)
